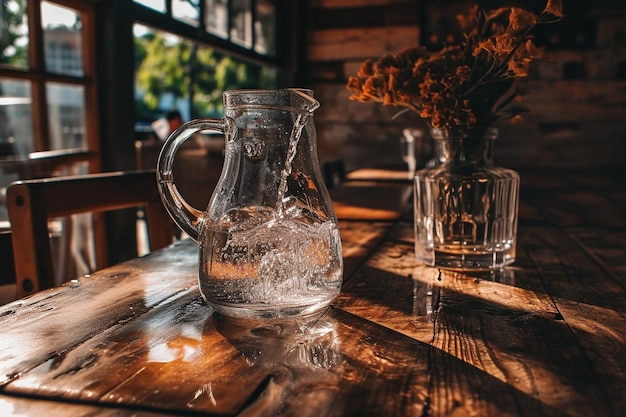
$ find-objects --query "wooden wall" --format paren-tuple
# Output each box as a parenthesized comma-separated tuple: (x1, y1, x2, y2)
(306, 0, 626, 173)
(306, 0, 425, 171)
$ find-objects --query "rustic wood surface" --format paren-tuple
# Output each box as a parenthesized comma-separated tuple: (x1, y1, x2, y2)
(331, 181, 413, 220)
(345, 167, 415, 182)
(0, 172, 624, 416)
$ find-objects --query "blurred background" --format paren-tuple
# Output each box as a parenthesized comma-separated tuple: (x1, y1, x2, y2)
(1, 0, 625, 287)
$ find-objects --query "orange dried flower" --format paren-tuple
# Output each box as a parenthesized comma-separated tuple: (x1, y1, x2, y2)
(346, 1, 563, 130)
(509, 8, 537, 32)
(543, 0, 564, 18)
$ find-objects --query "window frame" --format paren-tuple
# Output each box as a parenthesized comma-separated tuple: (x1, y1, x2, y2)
(0, 0, 100, 167)
(132, 0, 284, 70)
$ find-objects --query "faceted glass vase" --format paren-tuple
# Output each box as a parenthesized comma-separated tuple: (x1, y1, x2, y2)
(414, 127, 519, 270)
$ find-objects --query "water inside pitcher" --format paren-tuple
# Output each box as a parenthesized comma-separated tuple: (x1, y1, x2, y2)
(157, 89, 343, 319)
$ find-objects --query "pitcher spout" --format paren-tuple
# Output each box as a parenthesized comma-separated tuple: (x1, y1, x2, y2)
(289, 88, 320, 114)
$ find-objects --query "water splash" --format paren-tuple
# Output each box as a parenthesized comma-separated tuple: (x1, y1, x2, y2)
(276, 113, 308, 219)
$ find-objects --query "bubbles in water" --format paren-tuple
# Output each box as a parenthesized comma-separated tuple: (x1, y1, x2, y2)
(200, 204, 342, 315)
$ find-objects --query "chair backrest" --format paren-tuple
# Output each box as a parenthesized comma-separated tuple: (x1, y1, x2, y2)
(7, 170, 174, 298)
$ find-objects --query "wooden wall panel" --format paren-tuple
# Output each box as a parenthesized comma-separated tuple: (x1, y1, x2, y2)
(310, 0, 411, 8)
(308, 26, 419, 62)
(305, 2, 626, 173)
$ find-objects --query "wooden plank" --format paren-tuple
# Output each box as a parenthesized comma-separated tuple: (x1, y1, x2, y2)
(309, 2, 419, 30)
(522, 188, 626, 229)
(225, 308, 431, 417)
(308, 61, 346, 82)
(310, 0, 412, 8)
(1, 290, 432, 416)
(520, 80, 626, 123)
(338, 220, 392, 279)
(0, 218, 392, 380)
(331, 182, 413, 220)
(428, 271, 590, 416)
(523, 226, 626, 416)
(346, 167, 415, 182)
(312, 82, 423, 124)
(0, 239, 197, 387)
(566, 227, 626, 288)
(339, 221, 624, 416)
(518, 170, 626, 228)
(0, 221, 403, 415)
(5, 292, 261, 415)
(308, 26, 419, 61)
(1, 182, 623, 416)
(335, 237, 437, 344)
(0, 395, 170, 417)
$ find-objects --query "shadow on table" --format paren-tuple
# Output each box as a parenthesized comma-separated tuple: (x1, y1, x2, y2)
(336, 257, 621, 416)
(208, 307, 572, 416)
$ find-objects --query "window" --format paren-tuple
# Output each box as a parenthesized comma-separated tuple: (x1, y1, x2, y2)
(0, 0, 98, 158)
(132, 0, 280, 128)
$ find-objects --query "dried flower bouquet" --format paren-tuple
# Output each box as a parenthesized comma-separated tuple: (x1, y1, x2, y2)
(346, 1, 563, 130)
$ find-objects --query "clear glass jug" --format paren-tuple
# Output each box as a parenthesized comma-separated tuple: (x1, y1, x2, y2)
(157, 89, 343, 319)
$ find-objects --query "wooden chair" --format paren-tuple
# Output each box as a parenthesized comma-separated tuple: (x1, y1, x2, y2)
(7, 170, 174, 298)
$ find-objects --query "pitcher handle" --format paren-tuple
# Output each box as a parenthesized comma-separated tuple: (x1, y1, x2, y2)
(156, 118, 234, 243)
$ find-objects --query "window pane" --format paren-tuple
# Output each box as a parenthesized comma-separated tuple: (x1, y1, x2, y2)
(41, 1, 83, 76)
(46, 83, 86, 149)
(192, 46, 277, 117)
(0, 0, 29, 69)
(134, 0, 166, 13)
(173, 0, 200, 26)
(230, 0, 252, 48)
(254, 0, 275, 55)
(0, 78, 33, 154)
(134, 25, 191, 131)
(205, 0, 228, 38)
(134, 25, 278, 132)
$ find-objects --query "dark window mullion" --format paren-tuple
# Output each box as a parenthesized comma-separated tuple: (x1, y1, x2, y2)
(250, 0, 256, 52)
(76, 1, 100, 170)
(227, 0, 233, 43)
(28, 0, 50, 151)
(198, 0, 206, 31)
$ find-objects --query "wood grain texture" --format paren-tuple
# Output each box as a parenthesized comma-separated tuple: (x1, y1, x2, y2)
(0, 396, 168, 417)
(346, 167, 415, 182)
(331, 182, 413, 220)
(0, 171, 625, 416)
(338, 220, 626, 417)
(310, 0, 412, 8)
(308, 26, 419, 61)
(339, 220, 392, 279)
(0, 239, 197, 387)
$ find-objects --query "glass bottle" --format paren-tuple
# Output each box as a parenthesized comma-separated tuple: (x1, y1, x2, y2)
(413, 127, 519, 270)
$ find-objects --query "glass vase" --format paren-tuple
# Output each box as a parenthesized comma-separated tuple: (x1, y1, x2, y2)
(413, 127, 519, 270)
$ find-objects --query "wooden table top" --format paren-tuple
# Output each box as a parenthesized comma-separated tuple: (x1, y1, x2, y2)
(345, 167, 415, 183)
(0, 170, 624, 416)
(330, 181, 413, 221)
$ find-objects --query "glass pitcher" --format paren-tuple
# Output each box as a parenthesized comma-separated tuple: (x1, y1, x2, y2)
(157, 89, 343, 319)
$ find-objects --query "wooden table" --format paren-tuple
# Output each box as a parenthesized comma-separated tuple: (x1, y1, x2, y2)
(0, 170, 624, 416)
(331, 181, 413, 221)
(345, 166, 415, 183)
